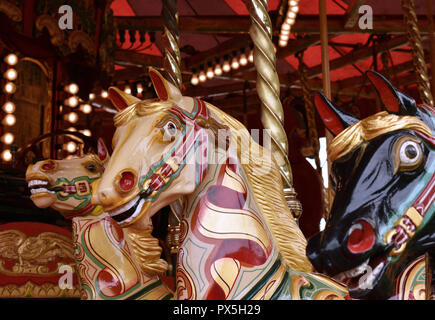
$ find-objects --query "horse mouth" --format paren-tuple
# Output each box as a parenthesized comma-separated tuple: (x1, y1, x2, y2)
(28, 179, 56, 197)
(333, 255, 387, 297)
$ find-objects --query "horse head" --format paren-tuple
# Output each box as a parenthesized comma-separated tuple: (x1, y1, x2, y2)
(92, 68, 228, 230)
(26, 138, 109, 218)
(307, 71, 435, 299)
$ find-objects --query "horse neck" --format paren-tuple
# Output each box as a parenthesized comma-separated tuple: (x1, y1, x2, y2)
(72, 214, 173, 300)
(177, 152, 283, 299)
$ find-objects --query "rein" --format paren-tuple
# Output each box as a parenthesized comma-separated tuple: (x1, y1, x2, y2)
(138, 98, 209, 200)
(386, 106, 435, 256)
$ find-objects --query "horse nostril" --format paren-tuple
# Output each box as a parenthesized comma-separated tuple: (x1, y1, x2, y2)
(41, 160, 57, 171)
(117, 170, 137, 192)
(346, 220, 375, 254)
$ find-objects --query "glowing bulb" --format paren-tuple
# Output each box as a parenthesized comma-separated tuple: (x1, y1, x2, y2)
(289, 0, 298, 6)
(231, 57, 239, 70)
(66, 127, 77, 132)
(278, 39, 288, 47)
(4, 54, 18, 66)
(66, 112, 78, 123)
(89, 93, 96, 100)
(2, 114, 16, 126)
(206, 67, 214, 79)
(2, 102, 15, 113)
(239, 53, 248, 66)
(290, 5, 299, 13)
(4, 68, 17, 81)
(214, 63, 222, 76)
(4, 82, 16, 94)
(124, 86, 131, 94)
(66, 83, 79, 94)
(81, 129, 91, 137)
(67, 96, 79, 108)
(1, 132, 14, 145)
(286, 17, 295, 25)
(199, 71, 206, 82)
(66, 141, 77, 153)
(190, 74, 199, 86)
(248, 51, 254, 63)
(80, 103, 92, 114)
(101, 90, 108, 98)
(282, 23, 290, 31)
(222, 60, 231, 72)
(1, 149, 12, 162)
(137, 83, 143, 94)
(287, 11, 296, 19)
(280, 34, 290, 41)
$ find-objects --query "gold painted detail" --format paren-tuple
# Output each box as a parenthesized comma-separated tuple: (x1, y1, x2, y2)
(0, 229, 74, 276)
(210, 258, 241, 299)
(0, 281, 80, 298)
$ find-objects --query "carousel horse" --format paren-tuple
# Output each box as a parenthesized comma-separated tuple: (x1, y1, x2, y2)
(25, 139, 173, 300)
(91, 67, 351, 300)
(307, 70, 433, 300)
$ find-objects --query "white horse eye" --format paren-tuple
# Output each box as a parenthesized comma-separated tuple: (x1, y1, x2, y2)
(399, 140, 421, 164)
(163, 121, 178, 141)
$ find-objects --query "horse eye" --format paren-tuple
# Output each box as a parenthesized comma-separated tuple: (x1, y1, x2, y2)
(162, 121, 178, 141)
(86, 164, 97, 172)
(397, 138, 423, 172)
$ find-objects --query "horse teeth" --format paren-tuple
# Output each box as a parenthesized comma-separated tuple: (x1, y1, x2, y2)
(334, 259, 369, 282)
(28, 179, 48, 187)
(109, 195, 140, 216)
(30, 187, 53, 195)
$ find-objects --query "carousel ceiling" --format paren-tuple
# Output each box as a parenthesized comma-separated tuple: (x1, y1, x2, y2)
(109, 0, 435, 113)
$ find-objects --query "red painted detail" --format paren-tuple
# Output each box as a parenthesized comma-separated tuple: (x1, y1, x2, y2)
(119, 171, 136, 191)
(108, 217, 124, 243)
(64, 185, 77, 193)
(160, 164, 173, 179)
(41, 160, 56, 171)
(347, 220, 375, 254)
(150, 174, 164, 191)
(149, 71, 168, 101)
(314, 94, 344, 136)
(78, 182, 88, 194)
(97, 138, 108, 162)
(393, 226, 409, 249)
(97, 269, 123, 297)
(366, 72, 399, 113)
(108, 88, 129, 111)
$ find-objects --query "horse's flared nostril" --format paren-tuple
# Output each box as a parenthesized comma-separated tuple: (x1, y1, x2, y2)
(98, 190, 114, 206)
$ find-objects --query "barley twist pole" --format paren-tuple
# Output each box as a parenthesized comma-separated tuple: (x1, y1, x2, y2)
(244, 0, 302, 218)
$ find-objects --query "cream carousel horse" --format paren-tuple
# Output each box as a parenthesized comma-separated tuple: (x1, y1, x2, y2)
(26, 139, 173, 300)
(91, 68, 350, 300)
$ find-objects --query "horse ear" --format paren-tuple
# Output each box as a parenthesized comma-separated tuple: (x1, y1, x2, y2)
(148, 67, 182, 102)
(108, 87, 141, 112)
(366, 70, 417, 115)
(314, 91, 359, 136)
(97, 138, 110, 164)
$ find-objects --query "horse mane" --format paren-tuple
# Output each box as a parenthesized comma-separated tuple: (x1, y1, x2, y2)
(329, 111, 432, 162)
(205, 102, 313, 273)
(125, 228, 169, 276)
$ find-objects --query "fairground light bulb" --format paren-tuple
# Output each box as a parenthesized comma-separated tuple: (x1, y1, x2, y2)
(101, 90, 108, 98)
(231, 56, 240, 70)
(1, 132, 14, 145)
(67, 112, 78, 123)
(137, 83, 143, 94)
(4, 54, 18, 66)
(191, 73, 199, 86)
(80, 103, 92, 114)
(124, 86, 131, 94)
(222, 59, 231, 72)
(1, 149, 12, 162)
(66, 141, 77, 153)
(3, 114, 16, 126)
(66, 83, 79, 95)
(67, 96, 79, 108)
(4, 82, 16, 94)
(81, 129, 91, 137)
(89, 93, 96, 100)
(199, 70, 206, 82)
(4, 68, 17, 81)
(2, 101, 15, 113)
(206, 66, 214, 79)
(214, 63, 223, 76)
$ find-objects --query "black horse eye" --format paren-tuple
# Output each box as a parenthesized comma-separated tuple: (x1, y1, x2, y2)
(405, 145, 417, 159)
(86, 164, 97, 172)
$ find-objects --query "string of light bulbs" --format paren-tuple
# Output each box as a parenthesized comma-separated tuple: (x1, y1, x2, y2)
(278, 0, 299, 47)
(190, 48, 254, 86)
(1, 53, 19, 162)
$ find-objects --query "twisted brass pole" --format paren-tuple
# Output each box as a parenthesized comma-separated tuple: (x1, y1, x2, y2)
(401, 0, 434, 107)
(161, 0, 182, 90)
(244, 0, 302, 218)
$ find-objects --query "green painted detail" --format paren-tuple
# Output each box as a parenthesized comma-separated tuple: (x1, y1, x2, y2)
(55, 175, 100, 211)
(126, 280, 163, 300)
(270, 270, 290, 300)
(241, 258, 282, 300)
